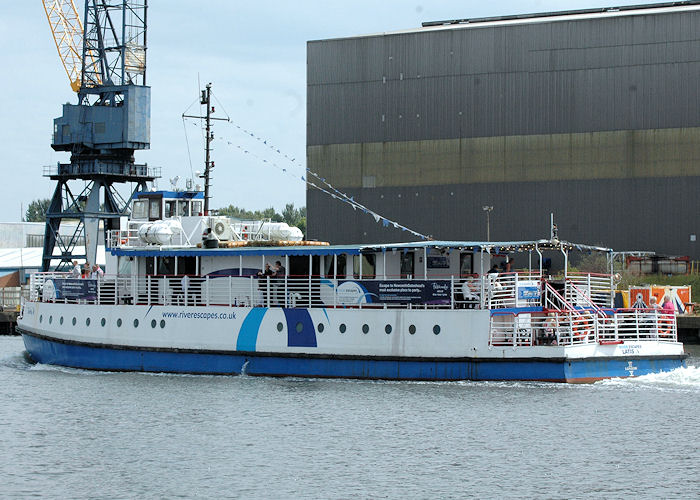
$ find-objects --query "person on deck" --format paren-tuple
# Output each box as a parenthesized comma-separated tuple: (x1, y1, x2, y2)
(90, 264, 104, 279)
(70, 260, 81, 278)
(272, 261, 287, 306)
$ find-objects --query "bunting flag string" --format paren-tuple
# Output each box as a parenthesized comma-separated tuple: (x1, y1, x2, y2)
(182, 116, 429, 240)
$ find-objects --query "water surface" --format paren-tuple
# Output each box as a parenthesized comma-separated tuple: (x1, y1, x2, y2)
(1, 337, 698, 499)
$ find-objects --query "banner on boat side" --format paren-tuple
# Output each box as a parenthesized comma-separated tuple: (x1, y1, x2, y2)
(321, 279, 451, 305)
(42, 278, 97, 301)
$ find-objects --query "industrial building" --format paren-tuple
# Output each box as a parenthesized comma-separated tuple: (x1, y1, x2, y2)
(306, 2, 700, 259)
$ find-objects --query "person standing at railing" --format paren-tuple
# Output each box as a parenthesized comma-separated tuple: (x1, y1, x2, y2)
(180, 274, 191, 306)
(272, 261, 286, 307)
(660, 295, 675, 338)
(257, 263, 274, 306)
(90, 265, 104, 280)
(70, 260, 81, 278)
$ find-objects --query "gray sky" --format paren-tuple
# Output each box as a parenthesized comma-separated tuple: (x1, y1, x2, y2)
(1, 0, 646, 220)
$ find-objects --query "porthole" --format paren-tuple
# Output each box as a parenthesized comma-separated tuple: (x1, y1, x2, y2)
(295, 322, 303, 333)
(362, 324, 369, 334)
(385, 324, 392, 334)
(433, 325, 441, 335)
(117, 318, 122, 327)
(49, 316, 53, 324)
(409, 325, 416, 335)
(317, 323, 325, 333)
(101, 318, 106, 327)
(86, 318, 91, 327)
(339, 323, 346, 333)
(151, 319, 157, 328)
(72, 317, 76, 326)
(133, 319, 139, 328)
(276, 322, 284, 332)
(160, 320, 166, 329)
(39, 315, 43, 323)
(60, 316, 64, 325)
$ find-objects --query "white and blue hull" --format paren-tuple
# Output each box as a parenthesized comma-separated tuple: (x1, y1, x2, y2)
(17, 302, 686, 383)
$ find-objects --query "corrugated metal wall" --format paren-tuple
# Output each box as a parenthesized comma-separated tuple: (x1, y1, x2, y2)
(306, 7, 700, 257)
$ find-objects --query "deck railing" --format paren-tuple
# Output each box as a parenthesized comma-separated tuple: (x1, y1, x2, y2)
(30, 272, 544, 309)
(489, 309, 677, 347)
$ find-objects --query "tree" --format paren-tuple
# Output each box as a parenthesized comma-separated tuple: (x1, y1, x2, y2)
(25, 198, 51, 222)
(216, 203, 306, 236)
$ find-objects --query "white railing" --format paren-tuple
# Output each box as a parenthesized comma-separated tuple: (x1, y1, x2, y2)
(107, 221, 192, 249)
(26, 271, 645, 316)
(27, 272, 543, 310)
(489, 309, 677, 347)
(566, 272, 614, 308)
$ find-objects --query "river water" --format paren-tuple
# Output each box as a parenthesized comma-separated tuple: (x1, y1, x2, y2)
(1, 336, 698, 499)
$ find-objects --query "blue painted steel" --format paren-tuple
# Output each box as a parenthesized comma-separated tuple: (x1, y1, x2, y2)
(283, 309, 317, 347)
(236, 308, 268, 352)
(110, 247, 362, 258)
(134, 190, 204, 199)
(21, 333, 686, 382)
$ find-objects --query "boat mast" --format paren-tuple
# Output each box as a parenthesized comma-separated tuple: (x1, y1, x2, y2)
(183, 82, 227, 215)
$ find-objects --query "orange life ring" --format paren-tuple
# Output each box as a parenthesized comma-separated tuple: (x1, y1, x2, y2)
(573, 316, 590, 341)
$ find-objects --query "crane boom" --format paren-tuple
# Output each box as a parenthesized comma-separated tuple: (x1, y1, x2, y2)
(41, 0, 85, 92)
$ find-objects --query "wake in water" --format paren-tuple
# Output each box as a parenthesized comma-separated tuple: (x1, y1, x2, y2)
(597, 365, 700, 393)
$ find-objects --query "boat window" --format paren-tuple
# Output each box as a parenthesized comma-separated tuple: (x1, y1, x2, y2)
(400, 252, 414, 278)
(158, 257, 175, 276)
(460, 253, 474, 277)
(177, 200, 189, 216)
(145, 257, 155, 276)
(324, 254, 347, 278)
(191, 201, 202, 216)
(317, 323, 325, 333)
(385, 324, 392, 334)
(178, 257, 197, 276)
(353, 254, 376, 279)
(362, 324, 369, 334)
(164, 200, 176, 218)
(433, 325, 441, 335)
(149, 199, 160, 220)
(409, 325, 416, 335)
(132, 200, 148, 220)
(118, 257, 132, 276)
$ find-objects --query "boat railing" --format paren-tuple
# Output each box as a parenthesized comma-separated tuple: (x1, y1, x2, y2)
(107, 222, 192, 249)
(489, 308, 677, 347)
(28, 271, 627, 315)
(565, 272, 614, 308)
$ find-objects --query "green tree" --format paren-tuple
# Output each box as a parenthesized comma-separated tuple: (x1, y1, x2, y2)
(216, 203, 307, 236)
(25, 198, 51, 222)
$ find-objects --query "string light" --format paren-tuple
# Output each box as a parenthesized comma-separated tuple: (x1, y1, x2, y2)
(183, 117, 430, 240)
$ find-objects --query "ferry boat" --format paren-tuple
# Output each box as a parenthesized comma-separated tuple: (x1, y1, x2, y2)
(16, 191, 687, 382)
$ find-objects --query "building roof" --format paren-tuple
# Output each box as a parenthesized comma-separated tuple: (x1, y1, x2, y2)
(311, 1, 700, 42)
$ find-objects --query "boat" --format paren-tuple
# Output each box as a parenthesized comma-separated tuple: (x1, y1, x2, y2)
(15, 191, 687, 382)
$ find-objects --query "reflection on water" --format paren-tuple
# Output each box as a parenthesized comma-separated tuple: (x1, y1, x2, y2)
(1, 337, 698, 499)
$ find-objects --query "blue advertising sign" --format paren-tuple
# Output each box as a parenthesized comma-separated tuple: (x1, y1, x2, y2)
(43, 278, 98, 301)
(333, 279, 451, 305)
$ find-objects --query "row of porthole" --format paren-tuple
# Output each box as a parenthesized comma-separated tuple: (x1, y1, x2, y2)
(39, 314, 166, 329)
(276, 321, 441, 335)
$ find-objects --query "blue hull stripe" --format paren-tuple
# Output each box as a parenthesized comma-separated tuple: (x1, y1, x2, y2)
(236, 308, 268, 352)
(21, 333, 686, 382)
